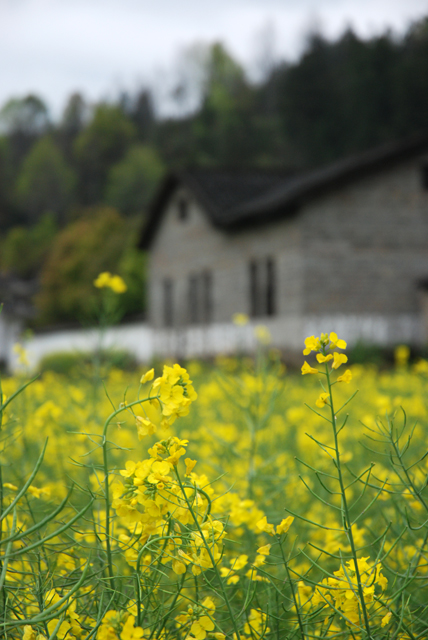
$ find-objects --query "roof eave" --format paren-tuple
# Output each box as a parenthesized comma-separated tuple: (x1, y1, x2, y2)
(139, 170, 225, 250)
(234, 131, 428, 218)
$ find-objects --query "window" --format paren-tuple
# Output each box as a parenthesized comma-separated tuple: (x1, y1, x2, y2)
(178, 197, 188, 221)
(163, 278, 174, 327)
(249, 258, 276, 318)
(249, 261, 259, 317)
(266, 258, 276, 317)
(188, 275, 199, 324)
(202, 270, 213, 323)
(187, 270, 213, 324)
(422, 164, 428, 190)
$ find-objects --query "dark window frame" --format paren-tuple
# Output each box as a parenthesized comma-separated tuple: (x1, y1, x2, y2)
(187, 270, 214, 325)
(249, 261, 259, 317)
(163, 278, 174, 328)
(188, 274, 199, 324)
(266, 258, 276, 317)
(202, 270, 213, 324)
(249, 257, 276, 318)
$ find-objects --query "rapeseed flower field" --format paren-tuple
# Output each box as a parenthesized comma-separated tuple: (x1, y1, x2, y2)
(2, 330, 428, 639)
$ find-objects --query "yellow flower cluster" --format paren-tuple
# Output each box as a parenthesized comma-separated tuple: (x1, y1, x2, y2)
(113, 435, 225, 577)
(98, 610, 144, 640)
(302, 332, 351, 376)
(3, 335, 428, 639)
(175, 597, 224, 640)
(23, 591, 84, 640)
(242, 609, 270, 639)
(93, 271, 127, 293)
(312, 557, 388, 627)
(151, 363, 198, 424)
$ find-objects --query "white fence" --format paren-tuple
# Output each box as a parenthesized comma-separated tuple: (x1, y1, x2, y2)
(15, 322, 153, 372)
(5, 312, 423, 373)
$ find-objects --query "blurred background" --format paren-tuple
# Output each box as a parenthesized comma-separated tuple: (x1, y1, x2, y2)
(1, 0, 428, 368)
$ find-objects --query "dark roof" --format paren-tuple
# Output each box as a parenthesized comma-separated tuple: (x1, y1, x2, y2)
(140, 132, 428, 249)
(139, 169, 294, 249)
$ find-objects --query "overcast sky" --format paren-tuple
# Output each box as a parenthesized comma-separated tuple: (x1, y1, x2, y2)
(2, 0, 427, 118)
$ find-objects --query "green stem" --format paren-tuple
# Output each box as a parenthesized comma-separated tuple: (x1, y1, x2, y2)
(278, 537, 306, 640)
(324, 359, 372, 639)
(174, 468, 242, 640)
(101, 396, 157, 594)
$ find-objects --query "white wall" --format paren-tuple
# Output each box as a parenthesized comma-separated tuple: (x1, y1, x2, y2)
(14, 322, 153, 373)
(8, 312, 422, 373)
(0, 313, 23, 368)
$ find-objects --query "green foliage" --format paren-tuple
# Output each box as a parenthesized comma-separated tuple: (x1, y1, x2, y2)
(0, 94, 49, 137)
(58, 92, 87, 157)
(105, 144, 165, 215)
(39, 348, 137, 375)
(117, 243, 147, 316)
(0, 136, 16, 227)
(15, 135, 76, 222)
(0, 95, 50, 177)
(0, 21, 428, 326)
(274, 23, 428, 164)
(35, 207, 145, 324)
(6, 343, 428, 638)
(347, 342, 393, 367)
(0, 213, 58, 278)
(73, 103, 136, 204)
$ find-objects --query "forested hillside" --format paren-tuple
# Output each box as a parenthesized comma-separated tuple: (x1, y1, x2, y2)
(1, 18, 428, 325)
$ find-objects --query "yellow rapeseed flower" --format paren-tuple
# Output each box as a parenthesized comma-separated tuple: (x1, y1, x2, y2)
(93, 272, 112, 288)
(315, 392, 330, 408)
(13, 343, 29, 367)
(332, 352, 348, 370)
(172, 559, 186, 575)
(135, 416, 156, 439)
(257, 544, 271, 556)
(93, 272, 127, 294)
(254, 325, 271, 344)
(301, 361, 318, 375)
(276, 516, 294, 535)
(184, 458, 197, 476)
(329, 332, 347, 350)
(152, 364, 197, 422)
(337, 369, 352, 383)
(303, 336, 321, 355)
(232, 313, 249, 326)
(190, 616, 215, 640)
(256, 516, 275, 535)
(316, 353, 333, 363)
(120, 615, 144, 640)
(381, 612, 392, 627)
(140, 369, 154, 384)
(395, 344, 410, 366)
(109, 275, 127, 294)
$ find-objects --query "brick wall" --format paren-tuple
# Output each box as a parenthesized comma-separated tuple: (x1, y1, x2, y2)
(149, 186, 302, 326)
(148, 157, 428, 348)
(301, 159, 428, 315)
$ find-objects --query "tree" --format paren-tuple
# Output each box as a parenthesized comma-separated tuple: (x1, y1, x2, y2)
(0, 94, 50, 174)
(73, 104, 136, 205)
(168, 42, 262, 167)
(59, 93, 88, 157)
(394, 18, 428, 135)
(131, 89, 155, 141)
(0, 136, 19, 227)
(0, 213, 58, 279)
(15, 135, 76, 223)
(36, 207, 145, 324)
(0, 94, 49, 137)
(105, 144, 165, 215)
